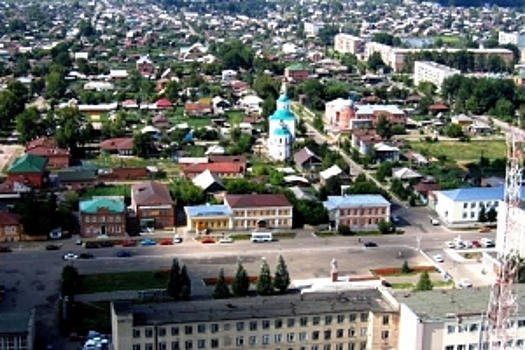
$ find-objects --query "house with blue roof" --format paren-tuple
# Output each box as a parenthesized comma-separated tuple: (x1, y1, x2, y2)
(432, 186, 516, 224)
(323, 195, 391, 230)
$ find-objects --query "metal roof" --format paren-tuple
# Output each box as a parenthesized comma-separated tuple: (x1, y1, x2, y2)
(323, 195, 390, 210)
(79, 197, 126, 214)
(436, 186, 525, 202)
(269, 108, 295, 121)
(185, 204, 232, 217)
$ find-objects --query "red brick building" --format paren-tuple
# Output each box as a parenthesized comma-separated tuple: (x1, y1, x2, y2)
(131, 182, 175, 229)
(6, 154, 48, 189)
(79, 197, 127, 238)
(284, 63, 310, 82)
(25, 137, 70, 168)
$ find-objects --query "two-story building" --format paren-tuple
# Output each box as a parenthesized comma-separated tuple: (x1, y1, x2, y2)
(25, 137, 70, 168)
(0, 310, 35, 350)
(0, 212, 22, 242)
(6, 154, 48, 189)
(323, 195, 391, 230)
(131, 182, 175, 229)
(284, 63, 310, 82)
(79, 197, 127, 238)
(100, 138, 134, 156)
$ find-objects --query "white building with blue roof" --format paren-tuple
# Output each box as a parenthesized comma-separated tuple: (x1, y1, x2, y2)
(323, 195, 391, 230)
(268, 82, 295, 161)
(432, 186, 523, 224)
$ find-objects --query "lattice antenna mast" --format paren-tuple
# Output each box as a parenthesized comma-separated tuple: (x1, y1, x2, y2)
(485, 127, 524, 349)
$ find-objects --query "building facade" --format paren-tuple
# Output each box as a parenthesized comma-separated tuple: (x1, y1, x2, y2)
(268, 83, 295, 162)
(25, 137, 70, 168)
(323, 195, 391, 230)
(79, 197, 127, 238)
(131, 182, 175, 229)
(111, 290, 399, 350)
(284, 64, 310, 82)
(499, 31, 525, 48)
(413, 61, 461, 91)
(304, 22, 324, 36)
(334, 34, 366, 56)
(0, 212, 23, 243)
(0, 310, 35, 350)
(6, 154, 48, 189)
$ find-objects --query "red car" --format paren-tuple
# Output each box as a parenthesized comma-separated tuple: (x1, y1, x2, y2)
(0, 246, 11, 253)
(471, 241, 481, 248)
(201, 237, 215, 244)
(159, 239, 173, 246)
(122, 240, 137, 247)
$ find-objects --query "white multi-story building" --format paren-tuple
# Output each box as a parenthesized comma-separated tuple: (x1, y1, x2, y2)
(334, 34, 367, 56)
(413, 61, 461, 90)
(304, 22, 324, 36)
(396, 286, 525, 350)
(499, 31, 525, 49)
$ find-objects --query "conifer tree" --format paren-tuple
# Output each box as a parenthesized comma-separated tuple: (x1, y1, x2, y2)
(257, 259, 273, 295)
(232, 259, 250, 297)
(213, 268, 231, 299)
(180, 265, 192, 300)
(274, 255, 291, 294)
(167, 258, 181, 299)
(415, 270, 433, 291)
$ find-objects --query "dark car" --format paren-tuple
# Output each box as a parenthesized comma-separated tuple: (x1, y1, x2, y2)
(46, 244, 61, 251)
(84, 242, 100, 249)
(100, 241, 114, 248)
(116, 250, 131, 258)
(0, 246, 12, 253)
(363, 241, 378, 247)
(79, 253, 94, 259)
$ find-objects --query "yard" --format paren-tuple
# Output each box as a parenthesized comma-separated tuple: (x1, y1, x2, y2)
(87, 154, 181, 175)
(409, 140, 506, 162)
(81, 270, 170, 294)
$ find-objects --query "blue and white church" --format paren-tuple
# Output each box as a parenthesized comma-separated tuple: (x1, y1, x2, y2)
(267, 83, 295, 161)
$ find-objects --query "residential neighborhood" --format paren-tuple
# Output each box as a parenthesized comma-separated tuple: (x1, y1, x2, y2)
(1, 0, 525, 349)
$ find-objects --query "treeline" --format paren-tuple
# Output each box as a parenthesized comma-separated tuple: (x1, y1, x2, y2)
(426, 0, 525, 7)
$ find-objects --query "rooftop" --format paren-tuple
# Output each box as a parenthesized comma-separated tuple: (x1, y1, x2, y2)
(269, 108, 295, 121)
(0, 311, 33, 335)
(225, 194, 292, 208)
(436, 186, 523, 202)
(131, 182, 173, 206)
(79, 197, 126, 214)
(185, 204, 233, 217)
(323, 195, 390, 210)
(7, 154, 47, 173)
(113, 289, 396, 325)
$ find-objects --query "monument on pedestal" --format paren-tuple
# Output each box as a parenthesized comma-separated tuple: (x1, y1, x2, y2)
(331, 258, 338, 282)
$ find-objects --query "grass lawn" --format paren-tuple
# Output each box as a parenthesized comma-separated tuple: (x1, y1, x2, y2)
(80, 185, 131, 200)
(81, 271, 169, 294)
(226, 110, 245, 125)
(409, 140, 506, 161)
(87, 154, 181, 175)
(65, 301, 112, 334)
(389, 280, 453, 290)
(436, 36, 462, 44)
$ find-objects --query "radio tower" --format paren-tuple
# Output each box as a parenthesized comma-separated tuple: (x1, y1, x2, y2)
(484, 127, 524, 349)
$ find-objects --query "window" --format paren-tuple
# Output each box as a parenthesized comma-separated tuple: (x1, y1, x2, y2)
(287, 333, 295, 342)
(158, 327, 166, 337)
(360, 342, 366, 350)
(197, 340, 206, 349)
(262, 335, 270, 345)
(469, 324, 479, 332)
(445, 346, 454, 350)
(518, 320, 525, 327)
(468, 345, 479, 350)
(275, 334, 282, 343)
(348, 328, 356, 337)
(337, 314, 345, 323)
(348, 343, 355, 350)
(275, 319, 283, 328)
(299, 332, 308, 341)
(210, 339, 218, 349)
(185, 340, 193, 349)
(360, 313, 368, 322)
(146, 343, 153, 350)
(471, 202, 476, 208)
(312, 331, 320, 340)
(516, 340, 524, 346)
(262, 320, 270, 329)
(335, 344, 343, 350)
(145, 328, 153, 338)
(312, 346, 319, 350)
(236, 336, 244, 346)
(447, 325, 455, 334)
(382, 315, 390, 325)
(185, 326, 193, 335)
(133, 345, 141, 350)
(171, 341, 180, 350)
(360, 328, 367, 337)
(323, 345, 331, 350)
(197, 324, 205, 333)
(325, 315, 333, 325)
(236, 322, 244, 331)
(211, 324, 218, 333)
(463, 203, 468, 209)
(313, 316, 320, 325)
(288, 318, 295, 327)
(249, 336, 256, 345)
(300, 317, 308, 326)
(458, 346, 466, 350)
(133, 329, 141, 338)
(324, 330, 331, 340)
(336, 329, 344, 338)
(381, 331, 389, 340)
(349, 314, 356, 322)
(249, 321, 257, 331)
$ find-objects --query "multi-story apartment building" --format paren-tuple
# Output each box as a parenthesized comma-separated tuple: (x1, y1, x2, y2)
(111, 289, 399, 350)
(323, 195, 391, 230)
(499, 31, 525, 49)
(413, 61, 461, 91)
(396, 286, 525, 350)
(304, 22, 324, 36)
(334, 34, 367, 57)
(79, 197, 127, 238)
(0, 310, 35, 350)
(131, 182, 175, 229)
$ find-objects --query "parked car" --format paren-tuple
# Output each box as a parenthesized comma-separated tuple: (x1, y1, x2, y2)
(479, 226, 491, 233)
(84, 242, 100, 249)
(140, 239, 156, 246)
(201, 237, 215, 244)
(434, 255, 444, 263)
(391, 216, 400, 223)
(0, 246, 12, 253)
(122, 240, 137, 247)
(363, 241, 378, 247)
(471, 240, 482, 248)
(46, 244, 61, 251)
(63, 253, 78, 261)
(458, 278, 473, 288)
(159, 239, 173, 246)
(430, 218, 440, 226)
(75, 238, 82, 245)
(173, 235, 183, 244)
(79, 253, 94, 259)
(445, 241, 455, 249)
(116, 250, 131, 258)
(100, 241, 114, 248)
(219, 236, 233, 244)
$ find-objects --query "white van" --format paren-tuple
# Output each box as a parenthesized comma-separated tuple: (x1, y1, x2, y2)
(251, 232, 273, 243)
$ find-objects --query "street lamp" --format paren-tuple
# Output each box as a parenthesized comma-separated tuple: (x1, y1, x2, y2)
(416, 236, 422, 251)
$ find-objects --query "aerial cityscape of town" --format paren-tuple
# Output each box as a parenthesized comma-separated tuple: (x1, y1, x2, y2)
(4, 0, 525, 349)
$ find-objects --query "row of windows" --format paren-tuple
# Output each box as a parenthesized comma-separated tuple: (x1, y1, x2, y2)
(447, 319, 525, 334)
(132, 341, 368, 350)
(133, 314, 376, 338)
(84, 225, 122, 234)
(84, 215, 122, 223)
(444, 339, 524, 350)
(232, 210, 291, 217)
(339, 218, 382, 226)
(461, 202, 498, 209)
(340, 208, 387, 216)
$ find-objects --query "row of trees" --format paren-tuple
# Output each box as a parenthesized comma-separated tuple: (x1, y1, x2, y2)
(213, 256, 290, 299)
(167, 259, 192, 300)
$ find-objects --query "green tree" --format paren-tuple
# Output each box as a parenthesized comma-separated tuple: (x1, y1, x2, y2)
(180, 265, 191, 300)
(274, 255, 291, 294)
(415, 271, 433, 291)
(61, 265, 81, 298)
(7, 80, 29, 105)
(54, 107, 93, 153)
(133, 133, 152, 158)
(232, 259, 250, 297)
(377, 219, 394, 234)
(478, 205, 488, 223)
(337, 225, 352, 236)
(212, 268, 231, 299)
(16, 107, 41, 144)
(164, 81, 180, 103)
(167, 258, 181, 299)
(45, 71, 67, 100)
(367, 52, 387, 72)
(401, 260, 411, 274)
(256, 259, 273, 296)
(375, 115, 392, 140)
(444, 123, 464, 138)
(487, 206, 498, 223)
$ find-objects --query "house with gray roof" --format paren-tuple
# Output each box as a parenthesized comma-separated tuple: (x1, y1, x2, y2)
(323, 195, 391, 230)
(0, 309, 35, 350)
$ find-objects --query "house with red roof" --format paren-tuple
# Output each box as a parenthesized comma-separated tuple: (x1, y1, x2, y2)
(0, 211, 23, 242)
(184, 102, 212, 117)
(25, 137, 70, 168)
(155, 98, 173, 110)
(182, 162, 245, 179)
(100, 138, 134, 156)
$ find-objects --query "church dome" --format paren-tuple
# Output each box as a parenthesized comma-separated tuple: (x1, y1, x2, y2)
(273, 126, 291, 136)
(269, 109, 295, 121)
(277, 94, 290, 103)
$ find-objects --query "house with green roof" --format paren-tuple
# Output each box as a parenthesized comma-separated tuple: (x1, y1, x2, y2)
(79, 197, 127, 238)
(6, 154, 48, 188)
(284, 63, 310, 82)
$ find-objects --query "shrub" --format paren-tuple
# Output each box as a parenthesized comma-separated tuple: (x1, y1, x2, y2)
(338, 225, 353, 236)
